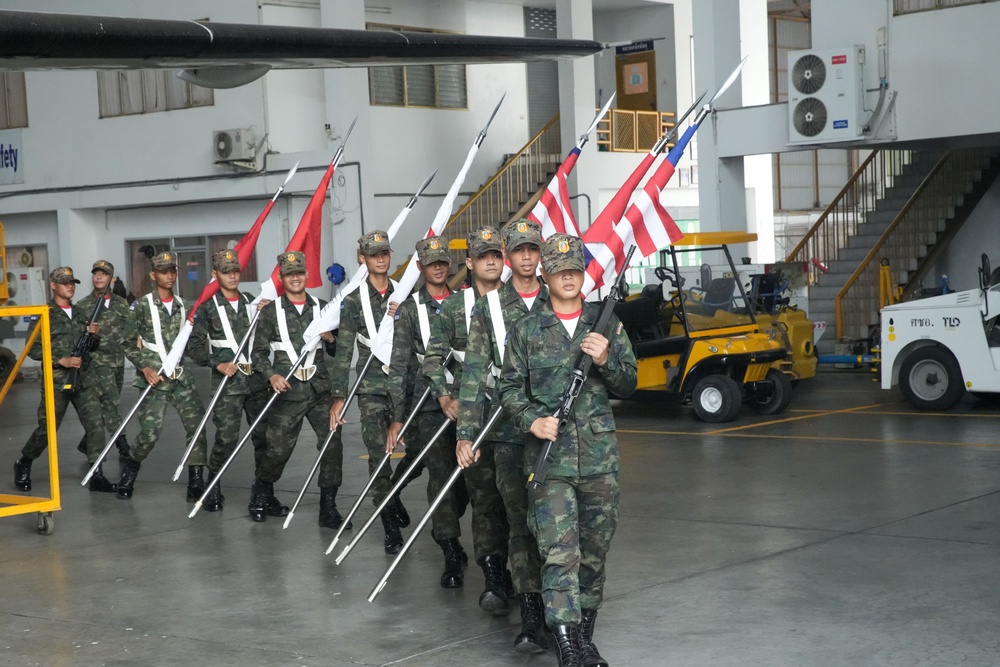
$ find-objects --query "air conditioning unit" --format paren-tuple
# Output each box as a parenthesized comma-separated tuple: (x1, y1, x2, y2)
(212, 128, 257, 162)
(787, 47, 865, 145)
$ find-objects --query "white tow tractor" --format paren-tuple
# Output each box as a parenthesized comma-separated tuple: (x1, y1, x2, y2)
(881, 254, 1000, 410)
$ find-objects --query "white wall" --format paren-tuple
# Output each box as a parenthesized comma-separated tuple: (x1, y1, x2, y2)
(938, 178, 1000, 293)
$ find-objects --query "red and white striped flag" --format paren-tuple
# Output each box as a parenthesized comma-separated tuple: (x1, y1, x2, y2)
(529, 146, 582, 239)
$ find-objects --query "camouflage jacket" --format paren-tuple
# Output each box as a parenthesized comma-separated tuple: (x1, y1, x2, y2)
(331, 278, 400, 398)
(190, 292, 268, 395)
(387, 285, 451, 422)
(423, 285, 483, 403)
(29, 300, 93, 383)
(75, 291, 129, 368)
(124, 292, 196, 391)
(498, 301, 637, 477)
(251, 293, 332, 403)
(456, 280, 549, 445)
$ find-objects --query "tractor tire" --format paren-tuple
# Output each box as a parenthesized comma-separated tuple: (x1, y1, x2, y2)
(899, 346, 965, 411)
(692, 374, 742, 423)
(749, 369, 793, 415)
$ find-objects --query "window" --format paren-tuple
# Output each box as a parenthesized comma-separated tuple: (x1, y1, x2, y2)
(894, 0, 1000, 13)
(0, 72, 28, 129)
(97, 70, 214, 118)
(367, 24, 468, 109)
(127, 235, 258, 301)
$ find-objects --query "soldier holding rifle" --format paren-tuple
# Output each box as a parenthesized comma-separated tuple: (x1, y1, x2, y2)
(13, 266, 116, 493)
(499, 233, 637, 667)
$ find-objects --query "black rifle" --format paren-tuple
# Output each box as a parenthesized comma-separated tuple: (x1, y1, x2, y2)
(62, 275, 113, 393)
(526, 245, 635, 491)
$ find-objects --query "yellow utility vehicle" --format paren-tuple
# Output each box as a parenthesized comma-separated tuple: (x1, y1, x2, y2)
(613, 232, 791, 422)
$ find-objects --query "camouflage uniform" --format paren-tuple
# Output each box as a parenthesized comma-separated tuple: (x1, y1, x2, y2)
(123, 259, 208, 467)
(498, 234, 638, 631)
(77, 260, 130, 455)
(20, 269, 106, 464)
(457, 219, 549, 599)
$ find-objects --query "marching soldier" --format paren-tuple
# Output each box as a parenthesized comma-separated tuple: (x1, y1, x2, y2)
(75, 260, 131, 465)
(189, 249, 271, 513)
(13, 267, 116, 493)
(385, 237, 467, 588)
(117, 252, 208, 500)
(249, 251, 341, 525)
(456, 218, 549, 652)
(330, 230, 407, 554)
(498, 233, 637, 667)
(423, 226, 508, 601)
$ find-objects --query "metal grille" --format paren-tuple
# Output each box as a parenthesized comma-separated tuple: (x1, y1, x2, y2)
(524, 7, 557, 35)
(612, 110, 636, 152)
(635, 112, 660, 151)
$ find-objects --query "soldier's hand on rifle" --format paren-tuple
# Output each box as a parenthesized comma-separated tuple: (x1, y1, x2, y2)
(456, 439, 479, 468)
(269, 373, 291, 393)
(330, 398, 347, 431)
(386, 421, 404, 453)
(387, 301, 399, 318)
(58, 356, 82, 369)
(530, 416, 560, 442)
(216, 362, 238, 377)
(86, 323, 100, 335)
(580, 332, 610, 367)
(438, 396, 459, 421)
(142, 366, 162, 387)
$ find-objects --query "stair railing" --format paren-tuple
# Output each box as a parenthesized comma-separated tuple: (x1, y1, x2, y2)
(785, 149, 913, 284)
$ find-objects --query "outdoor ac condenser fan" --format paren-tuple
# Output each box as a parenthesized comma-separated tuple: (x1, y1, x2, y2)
(792, 97, 828, 138)
(215, 132, 233, 160)
(791, 53, 826, 95)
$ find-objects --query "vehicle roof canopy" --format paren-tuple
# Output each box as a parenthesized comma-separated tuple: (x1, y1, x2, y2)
(671, 232, 758, 247)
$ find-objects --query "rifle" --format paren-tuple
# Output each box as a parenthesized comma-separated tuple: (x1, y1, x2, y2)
(62, 274, 114, 393)
(525, 245, 635, 491)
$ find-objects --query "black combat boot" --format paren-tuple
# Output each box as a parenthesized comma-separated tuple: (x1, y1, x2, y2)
(202, 471, 223, 512)
(186, 465, 205, 502)
(439, 538, 465, 588)
(318, 487, 352, 529)
(116, 456, 141, 499)
(552, 623, 582, 667)
(248, 479, 267, 522)
(389, 494, 410, 528)
(264, 482, 290, 517)
(88, 463, 117, 493)
(579, 610, 609, 667)
(76, 435, 87, 455)
(115, 434, 131, 467)
(477, 555, 510, 616)
(13, 457, 32, 492)
(514, 592, 548, 653)
(381, 510, 403, 555)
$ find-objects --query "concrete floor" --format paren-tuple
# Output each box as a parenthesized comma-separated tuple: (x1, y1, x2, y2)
(1, 368, 999, 666)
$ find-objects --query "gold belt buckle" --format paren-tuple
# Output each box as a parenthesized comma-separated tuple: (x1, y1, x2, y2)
(293, 365, 317, 382)
(237, 362, 253, 376)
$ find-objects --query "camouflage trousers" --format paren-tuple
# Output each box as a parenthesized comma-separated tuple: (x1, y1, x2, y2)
(463, 440, 509, 563)
(357, 394, 393, 506)
(257, 390, 342, 488)
(82, 364, 124, 438)
(495, 440, 542, 594)
(209, 388, 269, 474)
(22, 379, 106, 464)
(410, 410, 461, 540)
(527, 472, 620, 627)
(131, 379, 208, 466)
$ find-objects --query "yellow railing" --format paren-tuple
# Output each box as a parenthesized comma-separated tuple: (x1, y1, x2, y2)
(596, 110, 675, 152)
(785, 149, 913, 284)
(834, 149, 994, 339)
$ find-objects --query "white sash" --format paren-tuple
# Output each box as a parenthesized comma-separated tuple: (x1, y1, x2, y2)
(143, 293, 185, 379)
(271, 295, 319, 381)
(356, 279, 398, 348)
(210, 295, 253, 374)
(486, 289, 506, 366)
(412, 293, 433, 356)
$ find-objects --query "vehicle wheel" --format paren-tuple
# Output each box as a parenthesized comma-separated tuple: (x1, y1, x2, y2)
(749, 369, 793, 415)
(899, 346, 965, 411)
(692, 374, 742, 423)
(37, 512, 54, 536)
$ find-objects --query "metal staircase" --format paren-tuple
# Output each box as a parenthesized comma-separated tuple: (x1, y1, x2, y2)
(786, 147, 1000, 352)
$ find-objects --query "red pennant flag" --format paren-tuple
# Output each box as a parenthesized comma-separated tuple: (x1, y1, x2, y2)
(266, 161, 332, 296)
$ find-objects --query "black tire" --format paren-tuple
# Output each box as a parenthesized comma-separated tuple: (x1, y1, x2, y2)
(898, 346, 965, 411)
(749, 369, 794, 415)
(692, 374, 742, 423)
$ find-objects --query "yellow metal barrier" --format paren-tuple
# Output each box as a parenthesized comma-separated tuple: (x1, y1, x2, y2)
(0, 305, 60, 534)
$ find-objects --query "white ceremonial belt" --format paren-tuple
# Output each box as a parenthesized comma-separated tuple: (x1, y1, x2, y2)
(356, 334, 373, 348)
(293, 365, 317, 382)
(416, 353, 425, 364)
(451, 349, 466, 363)
(140, 337, 163, 354)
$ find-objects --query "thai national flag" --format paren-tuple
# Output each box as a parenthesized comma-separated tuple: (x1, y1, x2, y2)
(529, 146, 582, 239)
(582, 124, 695, 297)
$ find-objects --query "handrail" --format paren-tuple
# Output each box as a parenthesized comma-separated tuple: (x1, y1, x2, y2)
(834, 151, 953, 338)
